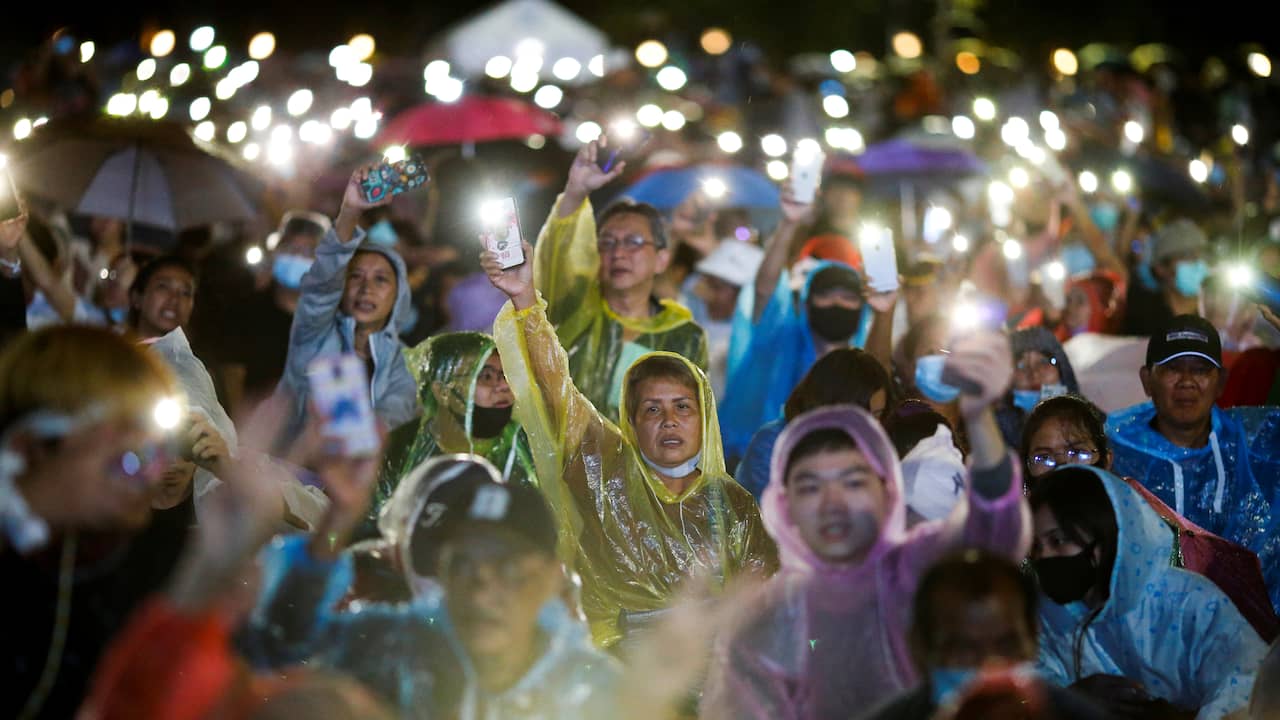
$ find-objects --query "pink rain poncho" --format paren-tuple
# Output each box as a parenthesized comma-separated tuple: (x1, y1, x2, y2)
(701, 405, 1031, 719)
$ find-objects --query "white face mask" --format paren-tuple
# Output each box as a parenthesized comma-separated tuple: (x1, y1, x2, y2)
(642, 450, 702, 479)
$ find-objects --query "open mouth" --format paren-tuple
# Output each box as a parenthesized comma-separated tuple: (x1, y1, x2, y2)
(659, 436, 684, 448)
(354, 300, 378, 314)
(818, 519, 852, 543)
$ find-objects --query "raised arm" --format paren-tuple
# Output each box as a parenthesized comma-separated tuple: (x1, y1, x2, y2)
(1058, 180, 1128, 281)
(753, 187, 815, 323)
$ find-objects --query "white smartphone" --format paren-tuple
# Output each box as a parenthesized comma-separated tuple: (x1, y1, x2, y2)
(790, 147, 825, 204)
(480, 197, 525, 270)
(307, 353, 380, 457)
(858, 224, 899, 292)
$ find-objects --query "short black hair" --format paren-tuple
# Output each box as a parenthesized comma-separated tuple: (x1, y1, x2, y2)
(127, 254, 199, 330)
(784, 348, 892, 421)
(784, 427, 858, 484)
(910, 550, 1038, 664)
(884, 401, 953, 458)
(598, 199, 668, 250)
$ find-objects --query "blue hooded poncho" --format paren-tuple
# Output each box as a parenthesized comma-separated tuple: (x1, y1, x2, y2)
(719, 260, 872, 462)
(1107, 402, 1280, 610)
(1036, 467, 1267, 719)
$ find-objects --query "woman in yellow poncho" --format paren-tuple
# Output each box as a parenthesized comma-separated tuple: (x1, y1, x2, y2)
(534, 138, 708, 423)
(483, 237, 777, 648)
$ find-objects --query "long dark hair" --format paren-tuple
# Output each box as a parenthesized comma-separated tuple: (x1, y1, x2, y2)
(1019, 394, 1111, 474)
(783, 347, 892, 421)
(1028, 467, 1119, 677)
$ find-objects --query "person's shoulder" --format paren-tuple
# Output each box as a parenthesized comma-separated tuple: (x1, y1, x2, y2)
(855, 685, 931, 720)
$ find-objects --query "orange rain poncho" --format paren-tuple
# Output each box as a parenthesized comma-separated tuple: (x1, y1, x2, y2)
(534, 196, 709, 423)
(494, 296, 777, 647)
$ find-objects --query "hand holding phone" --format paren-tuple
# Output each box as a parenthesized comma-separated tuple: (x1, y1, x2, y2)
(599, 128, 652, 172)
(360, 155, 430, 204)
(479, 197, 525, 270)
(307, 354, 380, 458)
(858, 224, 899, 292)
(789, 146, 826, 205)
(0, 168, 23, 223)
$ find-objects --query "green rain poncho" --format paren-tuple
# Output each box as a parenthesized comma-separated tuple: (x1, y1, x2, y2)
(494, 295, 777, 648)
(375, 332, 536, 516)
(535, 195, 709, 422)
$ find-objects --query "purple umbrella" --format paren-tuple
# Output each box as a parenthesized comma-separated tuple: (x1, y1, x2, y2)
(852, 139, 987, 180)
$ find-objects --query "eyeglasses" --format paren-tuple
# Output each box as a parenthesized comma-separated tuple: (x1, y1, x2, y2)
(597, 233, 660, 253)
(1015, 355, 1058, 373)
(1029, 448, 1097, 470)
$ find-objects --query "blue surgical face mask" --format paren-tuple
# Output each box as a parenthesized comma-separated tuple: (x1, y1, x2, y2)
(1060, 243, 1096, 277)
(1089, 202, 1121, 233)
(107, 306, 128, 325)
(272, 253, 314, 290)
(1174, 259, 1209, 298)
(367, 220, 398, 247)
(929, 667, 978, 707)
(1137, 261, 1159, 291)
(915, 355, 961, 403)
(1012, 388, 1041, 413)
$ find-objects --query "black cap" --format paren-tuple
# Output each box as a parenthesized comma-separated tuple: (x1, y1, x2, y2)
(414, 472, 557, 560)
(1146, 314, 1222, 368)
(807, 264, 863, 297)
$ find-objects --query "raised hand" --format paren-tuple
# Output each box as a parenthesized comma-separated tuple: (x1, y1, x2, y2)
(778, 182, 817, 226)
(946, 330, 1013, 422)
(185, 411, 231, 476)
(481, 239, 536, 310)
(340, 163, 395, 213)
(0, 211, 27, 255)
(561, 138, 626, 214)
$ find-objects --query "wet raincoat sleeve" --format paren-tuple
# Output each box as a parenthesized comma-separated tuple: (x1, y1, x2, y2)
(245, 534, 358, 667)
(290, 226, 367, 352)
(533, 194, 601, 333)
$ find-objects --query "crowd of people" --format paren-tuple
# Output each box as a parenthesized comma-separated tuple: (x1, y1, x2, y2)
(6, 45, 1280, 720)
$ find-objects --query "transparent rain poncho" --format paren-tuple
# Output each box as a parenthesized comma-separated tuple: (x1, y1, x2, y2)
(1035, 467, 1267, 720)
(493, 296, 777, 647)
(1107, 401, 1280, 610)
(376, 332, 536, 517)
(701, 405, 1029, 719)
(534, 195, 709, 423)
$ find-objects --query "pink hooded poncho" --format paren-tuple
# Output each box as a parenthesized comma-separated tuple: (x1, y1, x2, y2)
(701, 405, 1031, 719)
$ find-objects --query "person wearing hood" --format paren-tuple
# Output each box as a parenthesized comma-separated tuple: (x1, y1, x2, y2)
(681, 239, 766, 399)
(1107, 314, 1280, 610)
(996, 327, 1081, 447)
(248, 454, 621, 718)
(1123, 219, 1209, 337)
(1029, 466, 1267, 719)
(701, 327, 1030, 719)
(718, 186, 894, 461)
(277, 165, 421, 445)
(482, 238, 778, 648)
(532, 138, 709, 423)
(375, 332, 535, 522)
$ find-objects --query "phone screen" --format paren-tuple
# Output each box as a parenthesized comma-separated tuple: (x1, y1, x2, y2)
(858, 224, 899, 292)
(480, 197, 525, 270)
(0, 169, 22, 221)
(307, 354, 380, 457)
(600, 130, 652, 172)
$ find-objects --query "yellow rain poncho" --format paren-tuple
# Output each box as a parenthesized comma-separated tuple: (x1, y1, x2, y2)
(494, 296, 777, 647)
(535, 195, 709, 422)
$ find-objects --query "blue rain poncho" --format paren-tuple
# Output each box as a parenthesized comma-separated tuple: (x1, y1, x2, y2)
(1036, 466, 1268, 719)
(1107, 402, 1280, 610)
(245, 533, 621, 719)
(719, 260, 872, 461)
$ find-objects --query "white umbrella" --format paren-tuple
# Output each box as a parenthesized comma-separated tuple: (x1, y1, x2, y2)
(441, 0, 609, 83)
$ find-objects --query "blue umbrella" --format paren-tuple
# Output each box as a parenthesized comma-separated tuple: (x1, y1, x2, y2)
(618, 164, 780, 210)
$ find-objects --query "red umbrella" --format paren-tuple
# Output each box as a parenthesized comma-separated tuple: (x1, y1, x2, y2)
(376, 95, 562, 147)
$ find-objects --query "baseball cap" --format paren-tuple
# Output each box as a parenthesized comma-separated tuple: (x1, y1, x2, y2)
(807, 263, 864, 298)
(695, 239, 765, 288)
(1149, 219, 1207, 265)
(1145, 314, 1222, 368)
(413, 466, 557, 566)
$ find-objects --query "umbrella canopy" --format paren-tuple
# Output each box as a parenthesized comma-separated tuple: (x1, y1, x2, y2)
(619, 164, 780, 210)
(9, 116, 260, 241)
(440, 0, 608, 81)
(852, 139, 988, 180)
(376, 96, 562, 147)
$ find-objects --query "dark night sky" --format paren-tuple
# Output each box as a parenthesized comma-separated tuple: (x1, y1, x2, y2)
(3, 0, 1275, 72)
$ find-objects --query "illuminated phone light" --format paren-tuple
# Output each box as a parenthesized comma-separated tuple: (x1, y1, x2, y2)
(526, 134, 547, 149)
(347, 62, 373, 88)
(149, 31, 174, 59)
(951, 116, 976, 140)
(795, 138, 822, 158)
(243, 143, 261, 161)
(761, 134, 787, 157)
(136, 58, 157, 81)
(249, 32, 275, 60)
(190, 26, 215, 52)
(203, 45, 227, 70)
(661, 110, 686, 131)
(1000, 117, 1029, 147)
(1039, 110, 1059, 131)
(486, 56, 513, 78)
(230, 61, 260, 87)
(1045, 127, 1067, 151)
(891, 32, 922, 59)
(170, 63, 191, 86)
(215, 79, 237, 100)
(973, 97, 997, 122)
(13, 118, 32, 140)
(1123, 120, 1144, 144)
(227, 121, 247, 143)
(138, 90, 159, 115)
(656, 66, 687, 91)
(194, 121, 216, 143)
(353, 116, 378, 140)
(1046, 261, 1066, 281)
(1228, 263, 1254, 288)
(270, 125, 293, 143)
(588, 54, 605, 77)
(299, 120, 332, 144)
(575, 121, 602, 144)
(533, 84, 563, 109)
(952, 234, 970, 253)
(149, 98, 169, 120)
(432, 77, 464, 103)
(350, 97, 373, 118)
(702, 177, 728, 199)
(153, 397, 183, 431)
(478, 199, 506, 225)
(829, 49, 857, 73)
(330, 107, 353, 130)
(1008, 167, 1030, 189)
(267, 141, 294, 167)
(287, 89, 314, 117)
(987, 180, 1014, 205)
(510, 69, 539, 93)
(1077, 170, 1098, 194)
(348, 33, 376, 62)
(1052, 48, 1078, 76)
(250, 105, 272, 131)
(1189, 159, 1209, 184)
(1231, 124, 1249, 146)
(245, 246, 264, 266)
(823, 95, 849, 119)
(635, 40, 668, 68)
(189, 97, 211, 122)
(1247, 52, 1271, 78)
(552, 58, 581, 81)
(636, 104, 663, 128)
(717, 131, 743, 153)
(107, 93, 138, 117)
(766, 160, 789, 181)
(924, 206, 953, 234)
(1110, 169, 1133, 194)
(1002, 238, 1023, 260)
(382, 145, 407, 164)
(952, 301, 981, 330)
(424, 59, 451, 81)
(80, 41, 95, 63)
(329, 45, 354, 68)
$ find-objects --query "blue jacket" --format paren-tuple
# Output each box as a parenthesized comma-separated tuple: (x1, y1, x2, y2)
(1107, 402, 1280, 609)
(278, 226, 420, 443)
(1036, 467, 1267, 719)
(735, 418, 784, 502)
(244, 535, 622, 719)
(719, 261, 872, 460)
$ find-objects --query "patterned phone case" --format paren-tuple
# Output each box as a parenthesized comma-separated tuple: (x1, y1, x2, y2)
(361, 156, 429, 203)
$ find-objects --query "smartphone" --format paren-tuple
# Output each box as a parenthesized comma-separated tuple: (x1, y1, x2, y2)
(0, 168, 22, 222)
(600, 129, 652, 172)
(858, 224, 899, 292)
(480, 197, 525, 270)
(361, 155, 430, 204)
(790, 147, 826, 204)
(307, 354, 380, 457)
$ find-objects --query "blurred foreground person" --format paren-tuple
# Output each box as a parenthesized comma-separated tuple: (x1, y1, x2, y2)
(249, 455, 621, 718)
(1029, 466, 1266, 718)
(1253, 640, 1280, 720)
(0, 326, 179, 718)
(862, 551, 1107, 720)
(484, 237, 776, 648)
(701, 328, 1030, 718)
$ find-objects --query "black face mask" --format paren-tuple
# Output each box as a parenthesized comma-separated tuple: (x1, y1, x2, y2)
(808, 304, 862, 343)
(1033, 544, 1098, 605)
(470, 405, 513, 439)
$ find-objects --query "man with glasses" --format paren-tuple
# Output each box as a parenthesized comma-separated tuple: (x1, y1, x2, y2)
(533, 138, 708, 421)
(1107, 314, 1280, 609)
